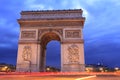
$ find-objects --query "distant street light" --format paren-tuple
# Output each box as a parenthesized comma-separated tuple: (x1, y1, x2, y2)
(115, 67, 119, 71)
(99, 67, 104, 72)
(46, 67, 50, 71)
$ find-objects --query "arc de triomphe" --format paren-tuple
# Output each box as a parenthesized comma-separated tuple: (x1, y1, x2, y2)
(16, 9, 85, 72)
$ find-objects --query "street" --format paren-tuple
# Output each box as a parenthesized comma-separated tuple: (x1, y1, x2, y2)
(0, 72, 120, 80)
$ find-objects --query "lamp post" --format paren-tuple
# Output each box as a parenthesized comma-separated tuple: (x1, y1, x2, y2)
(29, 60, 31, 72)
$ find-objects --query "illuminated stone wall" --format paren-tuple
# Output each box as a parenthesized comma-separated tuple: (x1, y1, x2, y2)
(16, 9, 85, 72)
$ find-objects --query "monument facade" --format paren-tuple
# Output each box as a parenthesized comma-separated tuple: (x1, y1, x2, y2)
(16, 9, 85, 72)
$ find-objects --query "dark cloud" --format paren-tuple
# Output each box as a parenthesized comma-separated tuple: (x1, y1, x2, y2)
(85, 38, 120, 67)
(82, 1, 120, 68)
(0, 47, 17, 65)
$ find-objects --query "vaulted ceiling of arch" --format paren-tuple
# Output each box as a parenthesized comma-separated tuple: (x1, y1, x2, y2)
(41, 32, 60, 48)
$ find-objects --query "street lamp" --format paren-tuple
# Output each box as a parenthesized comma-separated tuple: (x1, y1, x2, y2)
(114, 67, 119, 71)
(99, 67, 104, 72)
(46, 67, 50, 72)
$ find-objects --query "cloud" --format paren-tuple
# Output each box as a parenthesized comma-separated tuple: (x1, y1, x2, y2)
(0, 18, 7, 25)
(23, 0, 53, 10)
(83, 0, 120, 40)
(0, 0, 21, 49)
(0, 19, 19, 48)
(24, 0, 45, 10)
(85, 40, 120, 67)
(80, 0, 120, 67)
(0, 47, 17, 65)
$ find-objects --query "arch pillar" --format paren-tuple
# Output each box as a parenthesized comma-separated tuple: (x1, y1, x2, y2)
(39, 46, 46, 72)
(61, 41, 85, 72)
(16, 40, 41, 72)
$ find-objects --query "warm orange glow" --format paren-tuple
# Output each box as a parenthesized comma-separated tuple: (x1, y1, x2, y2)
(75, 75, 96, 80)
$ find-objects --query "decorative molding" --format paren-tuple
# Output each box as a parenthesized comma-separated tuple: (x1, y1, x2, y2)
(39, 29, 63, 37)
(65, 30, 81, 38)
(21, 13, 82, 19)
(22, 46, 32, 61)
(20, 21, 84, 27)
(67, 44, 79, 63)
(21, 31, 36, 39)
(19, 40, 39, 44)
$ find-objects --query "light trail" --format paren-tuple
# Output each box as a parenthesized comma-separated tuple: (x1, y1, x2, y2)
(75, 75, 96, 80)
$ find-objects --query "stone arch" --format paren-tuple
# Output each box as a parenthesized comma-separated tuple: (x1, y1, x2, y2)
(16, 9, 85, 72)
(39, 30, 63, 43)
(39, 32, 61, 71)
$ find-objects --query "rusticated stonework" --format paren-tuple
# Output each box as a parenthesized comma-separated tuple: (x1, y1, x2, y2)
(68, 44, 79, 63)
(21, 31, 36, 39)
(65, 30, 81, 38)
(22, 46, 32, 61)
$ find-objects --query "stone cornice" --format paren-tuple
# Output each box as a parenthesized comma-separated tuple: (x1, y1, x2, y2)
(19, 21, 84, 28)
(18, 17, 85, 22)
(18, 18, 85, 28)
(20, 9, 84, 20)
(21, 9, 83, 15)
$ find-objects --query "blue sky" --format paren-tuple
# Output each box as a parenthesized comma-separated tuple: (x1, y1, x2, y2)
(0, 0, 120, 68)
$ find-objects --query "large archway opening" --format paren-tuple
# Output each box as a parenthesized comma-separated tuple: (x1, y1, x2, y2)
(46, 40, 61, 72)
(39, 32, 61, 72)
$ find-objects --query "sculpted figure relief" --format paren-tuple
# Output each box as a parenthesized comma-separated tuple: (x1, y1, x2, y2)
(22, 46, 32, 61)
(68, 44, 79, 63)
(21, 31, 36, 39)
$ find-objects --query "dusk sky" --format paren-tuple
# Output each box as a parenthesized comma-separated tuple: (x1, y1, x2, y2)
(0, 0, 120, 68)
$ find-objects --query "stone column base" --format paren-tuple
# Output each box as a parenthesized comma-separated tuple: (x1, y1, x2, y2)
(16, 63, 39, 72)
(61, 64, 85, 72)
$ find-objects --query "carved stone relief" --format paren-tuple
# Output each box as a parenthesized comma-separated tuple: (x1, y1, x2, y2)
(67, 44, 79, 63)
(21, 31, 36, 39)
(39, 29, 63, 37)
(21, 12, 82, 19)
(22, 46, 32, 61)
(65, 30, 81, 38)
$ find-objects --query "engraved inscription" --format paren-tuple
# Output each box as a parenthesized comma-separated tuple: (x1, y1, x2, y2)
(22, 46, 32, 61)
(21, 31, 36, 39)
(68, 44, 79, 63)
(65, 30, 81, 38)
